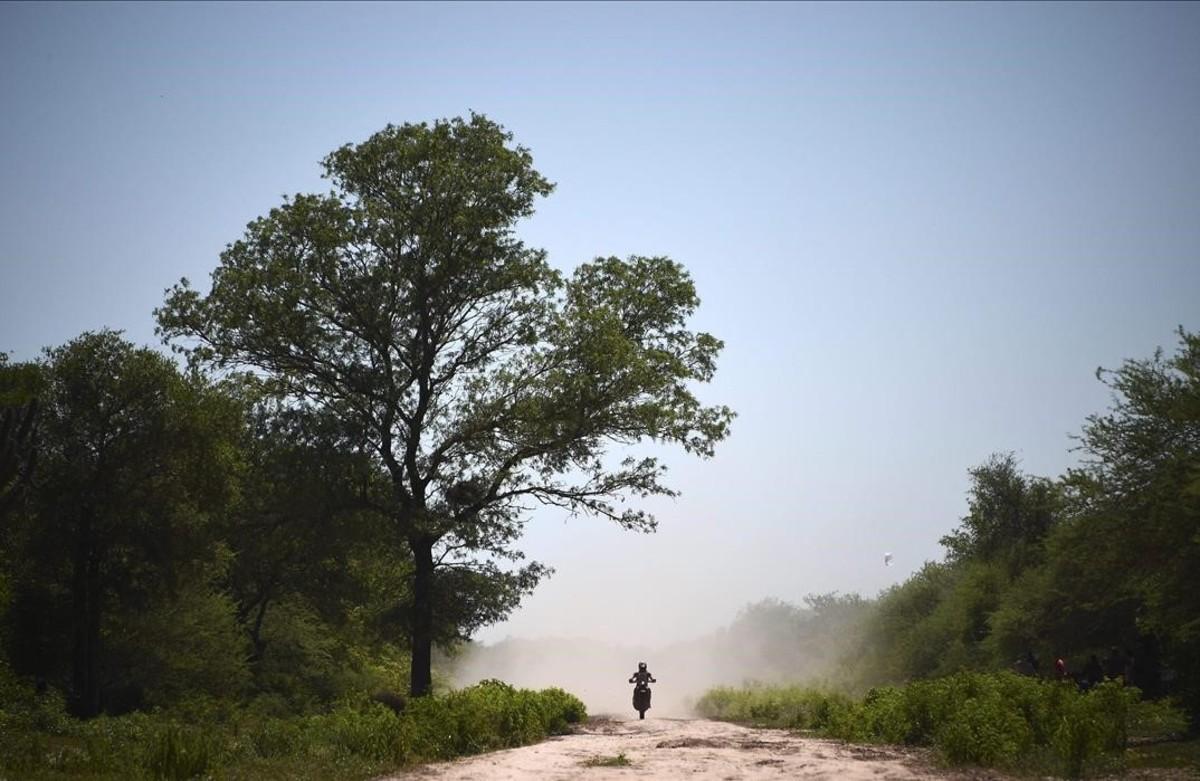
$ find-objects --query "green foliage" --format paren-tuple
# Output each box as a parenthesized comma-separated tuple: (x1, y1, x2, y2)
(1, 331, 415, 720)
(0, 658, 72, 737)
(1066, 329, 1200, 720)
(581, 753, 631, 767)
(849, 331, 1200, 729)
(1128, 696, 1191, 740)
(248, 597, 357, 712)
(106, 570, 252, 710)
(695, 331, 1200, 776)
(939, 452, 1061, 568)
(1041, 680, 1134, 777)
(142, 723, 216, 780)
(925, 330, 1200, 725)
(0, 680, 586, 779)
(157, 113, 732, 695)
(698, 672, 1155, 777)
(695, 683, 858, 732)
(1, 330, 246, 717)
(1127, 736, 1200, 771)
(857, 456, 1068, 689)
(934, 687, 1031, 766)
(858, 561, 954, 681)
(533, 686, 588, 732)
(0, 354, 42, 524)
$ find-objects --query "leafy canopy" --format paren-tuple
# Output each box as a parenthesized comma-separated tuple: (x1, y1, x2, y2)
(156, 114, 733, 679)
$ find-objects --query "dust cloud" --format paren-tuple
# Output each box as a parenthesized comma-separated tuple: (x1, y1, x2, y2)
(443, 597, 870, 716)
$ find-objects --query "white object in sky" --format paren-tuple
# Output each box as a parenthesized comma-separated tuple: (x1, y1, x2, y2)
(884, 553, 894, 567)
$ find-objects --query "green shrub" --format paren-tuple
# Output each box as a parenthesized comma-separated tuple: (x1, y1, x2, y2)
(1128, 696, 1189, 741)
(142, 723, 216, 780)
(582, 752, 631, 767)
(699, 671, 1155, 775)
(536, 686, 588, 733)
(0, 680, 587, 779)
(1048, 680, 1139, 778)
(857, 686, 911, 743)
(936, 691, 1031, 766)
(242, 714, 304, 759)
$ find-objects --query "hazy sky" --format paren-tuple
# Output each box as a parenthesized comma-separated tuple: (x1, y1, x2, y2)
(3, 2, 1198, 647)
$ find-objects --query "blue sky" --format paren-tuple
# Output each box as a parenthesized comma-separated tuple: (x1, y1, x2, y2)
(2, 2, 1198, 645)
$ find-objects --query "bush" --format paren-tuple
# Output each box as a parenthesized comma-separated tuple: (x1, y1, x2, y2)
(1048, 680, 1139, 778)
(936, 691, 1031, 766)
(142, 723, 216, 780)
(0, 680, 587, 779)
(698, 671, 1158, 776)
(695, 684, 856, 732)
(857, 686, 911, 744)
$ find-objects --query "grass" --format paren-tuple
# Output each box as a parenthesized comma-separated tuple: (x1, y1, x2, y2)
(697, 672, 1189, 778)
(581, 752, 632, 767)
(0, 680, 588, 780)
(1126, 737, 1200, 772)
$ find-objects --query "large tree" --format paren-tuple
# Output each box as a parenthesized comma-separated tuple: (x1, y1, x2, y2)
(157, 114, 733, 696)
(939, 453, 1061, 570)
(225, 401, 382, 662)
(1063, 329, 1200, 714)
(2, 331, 242, 716)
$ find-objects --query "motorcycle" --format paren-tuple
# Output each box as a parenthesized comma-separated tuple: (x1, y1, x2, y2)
(631, 677, 656, 719)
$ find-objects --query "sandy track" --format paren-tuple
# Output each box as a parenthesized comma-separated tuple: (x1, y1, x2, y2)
(383, 717, 1008, 780)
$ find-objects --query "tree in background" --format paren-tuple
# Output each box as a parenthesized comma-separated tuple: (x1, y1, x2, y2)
(714, 595, 873, 685)
(1074, 330, 1199, 674)
(939, 452, 1061, 571)
(1, 331, 244, 716)
(846, 330, 1200, 728)
(1039, 329, 1199, 715)
(157, 114, 733, 697)
(849, 450, 1069, 686)
(226, 402, 385, 660)
(222, 400, 412, 709)
(0, 354, 40, 523)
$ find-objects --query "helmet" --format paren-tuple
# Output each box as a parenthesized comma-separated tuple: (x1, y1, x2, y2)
(638, 662, 647, 671)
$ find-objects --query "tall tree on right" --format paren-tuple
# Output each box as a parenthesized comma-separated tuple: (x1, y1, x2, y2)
(1066, 329, 1200, 719)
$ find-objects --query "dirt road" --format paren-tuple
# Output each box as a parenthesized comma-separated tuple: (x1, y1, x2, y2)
(384, 717, 1006, 780)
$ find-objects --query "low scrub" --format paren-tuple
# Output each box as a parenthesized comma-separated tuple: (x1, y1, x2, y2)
(581, 753, 631, 767)
(0, 677, 586, 780)
(696, 671, 1176, 777)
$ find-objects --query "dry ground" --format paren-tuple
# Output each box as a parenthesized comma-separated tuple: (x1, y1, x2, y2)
(382, 716, 1013, 780)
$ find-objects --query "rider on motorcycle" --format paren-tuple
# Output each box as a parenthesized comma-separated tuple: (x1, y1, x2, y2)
(629, 661, 656, 714)
(629, 661, 656, 687)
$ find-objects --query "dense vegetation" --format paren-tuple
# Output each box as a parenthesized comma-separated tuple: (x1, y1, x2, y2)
(697, 672, 1185, 777)
(0, 114, 725, 775)
(0, 334, 596, 779)
(1, 109, 1195, 779)
(155, 114, 732, 699)
(0, 672, 585, 780)
(859, 330, 1200, 723)
(698, 329, 1199, 774)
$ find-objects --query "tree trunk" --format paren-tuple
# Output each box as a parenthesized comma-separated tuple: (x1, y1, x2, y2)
(409, 537, 435, 697)
(70, 512, 102, 718)
(248, 593, 272, 664)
